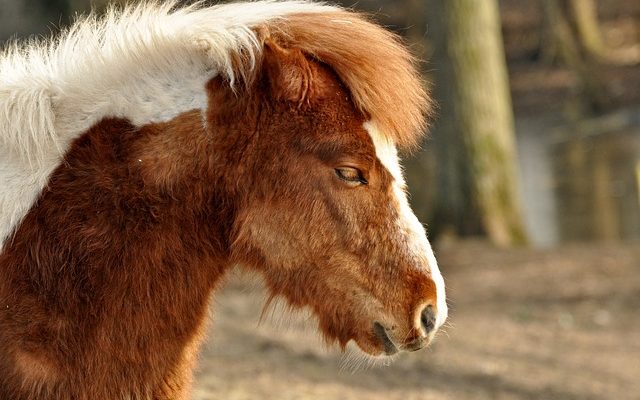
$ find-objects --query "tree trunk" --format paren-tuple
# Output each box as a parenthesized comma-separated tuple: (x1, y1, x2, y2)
(569, 0, 607, 60)
(540, 0, 610, 112)
(541, 0, 581, 65)
(591, 142, 619, 241)
(636, 161, 640, 210)
(427, 0, 528, 246)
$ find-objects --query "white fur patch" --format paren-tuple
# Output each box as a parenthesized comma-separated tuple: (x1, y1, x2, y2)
(364, 121, 448, 330)
(0, 1, 342, 251)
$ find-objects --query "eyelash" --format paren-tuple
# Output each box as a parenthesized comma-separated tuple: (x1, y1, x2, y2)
(335, 167, 368, 186)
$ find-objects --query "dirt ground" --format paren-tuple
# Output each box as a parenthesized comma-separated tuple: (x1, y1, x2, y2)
(190, 241, 640, 400)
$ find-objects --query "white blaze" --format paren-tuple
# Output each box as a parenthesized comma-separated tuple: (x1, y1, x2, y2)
(363, 121, 448, 330)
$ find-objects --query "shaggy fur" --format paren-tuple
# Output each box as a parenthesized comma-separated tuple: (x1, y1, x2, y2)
(0, 1, 430, 253)
(0, 2, 444, 399)
(0, 1, 337, 250)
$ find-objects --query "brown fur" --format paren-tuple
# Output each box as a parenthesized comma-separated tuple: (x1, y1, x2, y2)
(0, 12, 438, 400)
(245, 11, 431, 151)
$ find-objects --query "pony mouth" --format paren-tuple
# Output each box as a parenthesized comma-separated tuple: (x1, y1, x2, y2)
(372, 322, 432, 356)
(373, 322, 399, 355)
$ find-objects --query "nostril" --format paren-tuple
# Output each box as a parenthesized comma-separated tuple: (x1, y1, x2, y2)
(420, 305, 436, 335)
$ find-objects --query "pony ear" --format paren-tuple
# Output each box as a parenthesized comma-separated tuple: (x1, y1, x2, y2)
(262, 40, 315, 104)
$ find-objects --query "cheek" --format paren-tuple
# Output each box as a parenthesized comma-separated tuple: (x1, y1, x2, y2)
(236, 193, 339, 267)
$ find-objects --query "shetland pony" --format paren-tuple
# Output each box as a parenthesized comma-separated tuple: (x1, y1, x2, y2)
(0, 1, 447, 399)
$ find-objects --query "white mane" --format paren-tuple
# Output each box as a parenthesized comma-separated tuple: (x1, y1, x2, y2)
(0, 0, 337, 164)
(0, 0, 339, 250)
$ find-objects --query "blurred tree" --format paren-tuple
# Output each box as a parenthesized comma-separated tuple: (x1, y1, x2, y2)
(427, 0, 527, 247)
(541, 0, 610, 112)
(541, 0, 581, 65)
(569, 0, 607, 60)
(540, 0, 608, 60)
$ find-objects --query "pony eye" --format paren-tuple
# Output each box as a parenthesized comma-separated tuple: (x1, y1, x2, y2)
(335, 167, 367, 186)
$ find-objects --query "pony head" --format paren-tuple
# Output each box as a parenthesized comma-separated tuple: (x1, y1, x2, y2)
(213, 13, 447, 356)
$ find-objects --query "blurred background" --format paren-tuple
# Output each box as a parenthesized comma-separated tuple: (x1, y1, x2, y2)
(2, 0, 639, 399)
